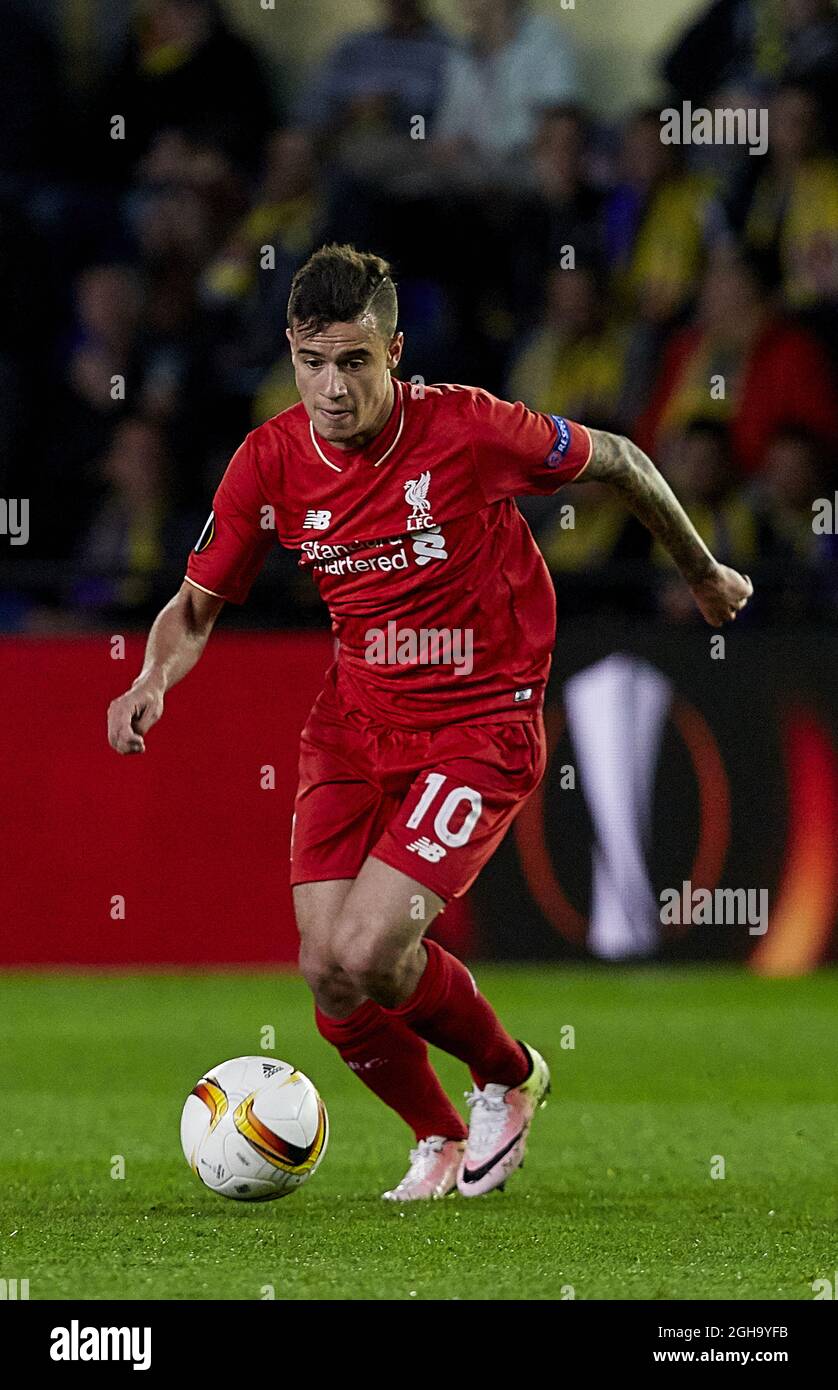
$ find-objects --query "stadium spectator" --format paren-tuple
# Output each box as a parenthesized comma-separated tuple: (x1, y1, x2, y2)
(635, 250, 838, 475)
(743, 83, 838, 308)
(135, 127, 245, 223)
(291, 5, 452, 314)
(752, 421, 838, 612)
(95, 0, 275, 174)
(662, 419, 761, 565)
(653, 418, 763, 621)
(532, 475, 652, 617)
(662, 0, 838, 146)
(506, 263, 630, 429)
(432, 0, 580, 188)
(135, 178, 219, 274)
(203, 131, 320, 307)
(504, 105, 604, 325)
(782, 0, 838, 146)
(602, 108, 716, 326)
(530, 107, 602, 250)
(39, 265, 145, 558)
(755, 422, 837, 557)
(71, 416, 168, 616)
(7, 1, 838, 627)
(661, 0, 784, 106)
(202, 129, 324, 413)
(64, 264, 143, 425)
(300, 0, 451, 140)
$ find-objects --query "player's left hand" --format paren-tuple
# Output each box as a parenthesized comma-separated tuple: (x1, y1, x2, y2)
(689, 563, 753, 626)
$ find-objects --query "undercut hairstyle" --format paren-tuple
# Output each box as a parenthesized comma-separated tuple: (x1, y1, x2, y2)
(287, 244, 398, 340)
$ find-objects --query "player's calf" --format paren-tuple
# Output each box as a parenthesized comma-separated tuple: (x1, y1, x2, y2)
(300, 877, 467, 1151)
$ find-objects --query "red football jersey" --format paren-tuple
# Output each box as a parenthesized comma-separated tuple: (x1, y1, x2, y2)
(186, 379, 592, 728)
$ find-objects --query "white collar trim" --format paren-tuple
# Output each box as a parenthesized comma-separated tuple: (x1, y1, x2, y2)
(308, 385, 405, 473)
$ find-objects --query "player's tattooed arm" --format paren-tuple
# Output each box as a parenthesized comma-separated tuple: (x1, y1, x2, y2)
(580, 429, 753, 626)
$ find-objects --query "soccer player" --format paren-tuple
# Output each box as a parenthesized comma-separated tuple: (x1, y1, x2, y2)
(108, 245, 752, 1200)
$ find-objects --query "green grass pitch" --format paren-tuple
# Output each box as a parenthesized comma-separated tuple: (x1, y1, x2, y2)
(1, 966, 836, 1301)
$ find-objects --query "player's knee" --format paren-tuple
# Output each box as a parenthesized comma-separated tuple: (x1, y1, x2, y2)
(298, 944, 352, 1008)
(334, 916, 400, 1001)
(340, 953, 411, 1007)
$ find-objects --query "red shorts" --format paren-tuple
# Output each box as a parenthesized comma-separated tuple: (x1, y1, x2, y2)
(290, 673, 547, 902)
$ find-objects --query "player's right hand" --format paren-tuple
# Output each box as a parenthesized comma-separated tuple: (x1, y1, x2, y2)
(689, 563, 753, 627)
(107, 682, 164, 754)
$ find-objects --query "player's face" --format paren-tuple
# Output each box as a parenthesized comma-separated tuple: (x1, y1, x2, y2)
(287, 320, 403, 448)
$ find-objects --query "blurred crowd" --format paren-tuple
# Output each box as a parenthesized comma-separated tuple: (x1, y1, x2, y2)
(3, 0, 838, 630)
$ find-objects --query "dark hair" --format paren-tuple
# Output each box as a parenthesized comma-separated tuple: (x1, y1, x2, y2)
(287, 244, 398, 338)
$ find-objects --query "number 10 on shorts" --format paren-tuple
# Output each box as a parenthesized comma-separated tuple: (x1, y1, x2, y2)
(406, 773, 483, 848)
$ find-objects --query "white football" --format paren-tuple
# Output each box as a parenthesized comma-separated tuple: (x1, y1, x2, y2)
(180, 1055, 328, 1201)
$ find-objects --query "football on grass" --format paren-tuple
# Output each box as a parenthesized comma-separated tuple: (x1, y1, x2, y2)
(180, 1055, 328, 1201)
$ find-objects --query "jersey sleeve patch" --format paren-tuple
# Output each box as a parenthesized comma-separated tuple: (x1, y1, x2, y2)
(546, 415, 573, 466)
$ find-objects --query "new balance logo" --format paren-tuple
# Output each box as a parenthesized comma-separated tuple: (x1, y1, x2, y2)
(303, 510, 331, 530)
(406, 837, 447, 863)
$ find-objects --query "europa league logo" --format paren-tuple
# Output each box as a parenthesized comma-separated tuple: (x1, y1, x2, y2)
(515, 653, 838, 970)
(516, 653, 730, 960)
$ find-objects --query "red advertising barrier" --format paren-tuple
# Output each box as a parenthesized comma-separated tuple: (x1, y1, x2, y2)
(0, 635, 473, 966)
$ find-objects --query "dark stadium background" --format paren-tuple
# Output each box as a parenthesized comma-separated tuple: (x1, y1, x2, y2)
(2, 0, 838, 970)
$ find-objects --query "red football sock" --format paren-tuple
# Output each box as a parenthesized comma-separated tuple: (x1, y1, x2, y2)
(315, 998, 467, 1142)
(385, 939, 530, 1090)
